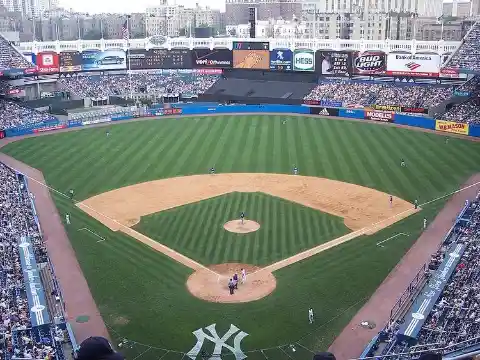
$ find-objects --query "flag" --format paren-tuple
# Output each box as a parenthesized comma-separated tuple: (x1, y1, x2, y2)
(122, 19, 129, 40)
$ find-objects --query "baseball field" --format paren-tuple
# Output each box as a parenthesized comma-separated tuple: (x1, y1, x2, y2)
(1, 114, 480, 360)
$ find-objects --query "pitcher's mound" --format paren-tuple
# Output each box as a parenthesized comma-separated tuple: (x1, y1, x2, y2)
(224, 220, 260, 234)
(186, 263, 276, 303)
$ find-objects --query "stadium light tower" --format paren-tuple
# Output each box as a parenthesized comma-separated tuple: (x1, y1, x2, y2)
(248, 7, 257, 38)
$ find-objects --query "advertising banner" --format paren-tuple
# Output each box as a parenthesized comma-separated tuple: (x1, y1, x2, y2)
(32, 124, 67, 133)
(371, 104, 402, 112)
(386, 53, 440, 77)
(402, 106, 428, 114)
(453, 90, 471, 97)
(23, 52, 34, 64)
(364, 109, 395, 122)
(193, 68, 222, 74)
(233, 50, 270, 69)
(269, 49, 292, 71)
(303, 99, 343, 107)
(191, 49, 232, 68)
(315, 51, 350, 76)
(35, 51, 59, 74)
(59, 51, 83, 72)
(82, 49, 126, 71)
(352, 51, 386, 75)
(293, 50, 315, 72)
(17, 236, 50, 327)
(310, 107, 339, 116)
(82, 118, 111, 126)
(440, 67, 467, 79)
(164, 108, 183, 115)
(435, 120, 469, 135)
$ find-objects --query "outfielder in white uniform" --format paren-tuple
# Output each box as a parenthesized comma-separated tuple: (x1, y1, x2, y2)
(241, 268, 247, 283)
(308, 308, 314, 324)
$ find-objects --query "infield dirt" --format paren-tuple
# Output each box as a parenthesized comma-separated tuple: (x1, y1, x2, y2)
(76, 173, 418, 303)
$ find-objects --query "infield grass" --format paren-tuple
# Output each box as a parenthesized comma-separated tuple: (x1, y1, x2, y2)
(134, 192, 349, 265)
(2, 115, 480, 359)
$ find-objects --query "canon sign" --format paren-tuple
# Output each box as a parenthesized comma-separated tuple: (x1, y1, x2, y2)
(353, 51, 386, 74)
(293, 50, 315, 71)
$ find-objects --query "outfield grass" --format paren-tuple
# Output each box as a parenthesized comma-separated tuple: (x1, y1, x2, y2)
(2, 115, 480, 359)
(134, 192, 349, 265)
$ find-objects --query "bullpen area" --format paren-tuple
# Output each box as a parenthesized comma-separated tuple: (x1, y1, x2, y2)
(1, 114, 480, 360)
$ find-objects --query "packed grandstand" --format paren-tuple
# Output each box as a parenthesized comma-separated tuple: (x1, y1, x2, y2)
(0, 17, 479, 360)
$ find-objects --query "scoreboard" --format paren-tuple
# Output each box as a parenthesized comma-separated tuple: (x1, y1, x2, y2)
(127, 49, 192, 69)
(232, 41, 269, 51)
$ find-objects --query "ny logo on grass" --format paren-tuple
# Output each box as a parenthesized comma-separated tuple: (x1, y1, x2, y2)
(186, 323, 249, 360)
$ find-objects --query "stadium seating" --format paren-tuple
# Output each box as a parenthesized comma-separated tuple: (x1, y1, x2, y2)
(445, 22, 480, 72)
(57, 73, 219, 99)
(363, 193, 480, 359)
(0, 35, 35, 71)
(0, 163, 70, 360)
(0, 100, 58, 130)
(304, 81, 454, 108)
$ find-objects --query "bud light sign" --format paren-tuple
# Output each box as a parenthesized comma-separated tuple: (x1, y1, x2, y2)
(293, 50, 315, 72)
(352, 51, 386, 75)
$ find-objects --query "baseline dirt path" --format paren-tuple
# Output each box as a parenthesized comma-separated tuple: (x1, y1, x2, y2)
(77, 173, 416, 235)
(0, 152, 110, 343)
(328, 174, 480, 360)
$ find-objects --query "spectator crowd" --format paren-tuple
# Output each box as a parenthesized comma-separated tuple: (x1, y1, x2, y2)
(58, 73, 219, 99)
(0, 163, 68, 359)
(364, 193, 480, 359)
(304, 81, 454, 109)
(445, 21, 480, 72)
(0, 100, 58, 130)
(0, 35, 34, 71)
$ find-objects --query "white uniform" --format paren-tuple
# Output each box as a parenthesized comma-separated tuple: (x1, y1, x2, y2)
(66, 214, 70, 225)
(308, 308, 314, 324)
(423, 218, 427, 229)
(241, 269, 247, 283)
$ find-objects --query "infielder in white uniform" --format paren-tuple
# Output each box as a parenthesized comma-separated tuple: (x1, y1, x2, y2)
(65, 214, 70, 225)
(423, 217, 427, 230)
(308, 308, 314, 324)
(241, 268, 247, 283)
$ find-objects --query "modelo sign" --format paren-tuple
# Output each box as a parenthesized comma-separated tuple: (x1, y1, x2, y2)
(353, 51, 386, 75)
(293, 50, 314, 72)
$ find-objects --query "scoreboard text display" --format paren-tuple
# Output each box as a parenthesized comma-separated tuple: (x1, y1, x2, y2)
(127, 49, 192, 69)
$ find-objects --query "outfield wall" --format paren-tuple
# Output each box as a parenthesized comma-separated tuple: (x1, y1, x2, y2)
(3, 104, 480, 138)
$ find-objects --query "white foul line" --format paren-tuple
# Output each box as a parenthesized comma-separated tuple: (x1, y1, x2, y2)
(376, 232, 409, 248)
(78, 227, 106, 242)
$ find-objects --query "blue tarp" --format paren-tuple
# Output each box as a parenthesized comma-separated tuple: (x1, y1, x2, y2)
(397, 242, 465, 342)
(17, 236, 51, 327)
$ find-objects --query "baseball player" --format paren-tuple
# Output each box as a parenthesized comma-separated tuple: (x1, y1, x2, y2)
(241, 268, 247, 283)
(106, 130, 110, 137)
(233, 273, 239, 289)
(68, 189, 74, 200)
(65, 214, 70, 225)
(210, 166, 216, 174)
(445, 137, 449, 144)
(389, 195, 393, 206)
(293, 166, 299, 175)
(240, 211, 245, 225)
(423, 217, 427, 230)
(400, 159, 406, 167)
(414, 199, 418, 210)
(308, 308, 314, 324)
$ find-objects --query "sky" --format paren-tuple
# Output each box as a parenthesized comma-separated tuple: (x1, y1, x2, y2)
(58, 0, 224, 14)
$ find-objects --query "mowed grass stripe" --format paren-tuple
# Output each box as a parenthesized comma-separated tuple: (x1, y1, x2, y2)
(221, 116, 251, 172)
(134, 192, 349, 266)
